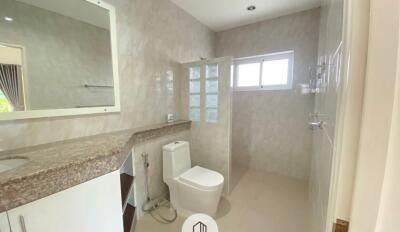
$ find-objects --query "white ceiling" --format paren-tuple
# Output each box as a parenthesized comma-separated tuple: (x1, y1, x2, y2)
(170, 0, 321, 31)
(17, 0, 110, 29)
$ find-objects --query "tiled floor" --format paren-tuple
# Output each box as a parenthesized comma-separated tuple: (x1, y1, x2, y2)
(135, 167, 310, 232)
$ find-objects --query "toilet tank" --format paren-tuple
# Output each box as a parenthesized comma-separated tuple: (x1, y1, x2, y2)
(163, 141, 191, 182)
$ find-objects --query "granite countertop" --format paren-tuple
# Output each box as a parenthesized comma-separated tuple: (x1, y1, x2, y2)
(0, 120, 191, 212)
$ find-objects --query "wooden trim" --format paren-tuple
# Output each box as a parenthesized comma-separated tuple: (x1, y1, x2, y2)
(333, 219, 349, 232)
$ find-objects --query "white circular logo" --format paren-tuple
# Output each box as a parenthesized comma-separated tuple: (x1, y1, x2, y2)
(182, 214, 219, 232)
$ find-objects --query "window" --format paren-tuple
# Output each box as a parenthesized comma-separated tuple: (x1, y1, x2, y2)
(188, 63, 219, 123)
(233, 51, 294, 91)
(237, 63, 260, 87)
(205, 63, 218, 122)
(189, 66, 201, 121)
(0, 89, 12, 112)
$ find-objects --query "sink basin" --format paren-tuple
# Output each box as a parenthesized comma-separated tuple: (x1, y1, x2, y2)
(0, 158, 29, 173)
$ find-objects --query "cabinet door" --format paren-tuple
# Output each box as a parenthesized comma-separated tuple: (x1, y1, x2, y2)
(0, 212, 11, 232)
(8, 171, 123, 232)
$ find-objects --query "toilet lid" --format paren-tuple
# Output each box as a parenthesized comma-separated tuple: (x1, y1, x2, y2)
(179, 166, 224, 190)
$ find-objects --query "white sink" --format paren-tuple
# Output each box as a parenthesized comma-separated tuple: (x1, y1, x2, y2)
(0, 158, 29, 173)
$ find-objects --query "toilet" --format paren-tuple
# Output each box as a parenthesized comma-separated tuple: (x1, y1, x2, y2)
(163, 141, 224, 218)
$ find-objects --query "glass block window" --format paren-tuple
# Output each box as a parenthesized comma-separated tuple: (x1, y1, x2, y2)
(190, 80, 200, 93)
(206, 94, 218, 108)
(205, 63, 218, 122)
(189, 107, 200, 121)
(189, 66, 201, 80)
(205, 108, 218, 122)
(205, 79, 218, 93)
(206, 63, 218, 78)
(189, 66, 201, 121)
(166, 70, 174, 96)
(190, 94, 200, 107)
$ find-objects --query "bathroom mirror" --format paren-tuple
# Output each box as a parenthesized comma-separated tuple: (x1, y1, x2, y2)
(0, 0, 120, 120)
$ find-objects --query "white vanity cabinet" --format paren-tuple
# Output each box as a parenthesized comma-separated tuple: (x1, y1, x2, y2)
(6, 171, 123, 232)
(0, 212, 11, 232)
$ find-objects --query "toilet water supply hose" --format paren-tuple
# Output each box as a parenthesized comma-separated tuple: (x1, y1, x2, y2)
(141, 152, 177, 224)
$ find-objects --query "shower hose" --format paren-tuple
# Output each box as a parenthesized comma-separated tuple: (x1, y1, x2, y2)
(141, 152, 177, 224)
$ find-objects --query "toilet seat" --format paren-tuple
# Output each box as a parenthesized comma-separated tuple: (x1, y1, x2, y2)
(178, 166, 224, 191)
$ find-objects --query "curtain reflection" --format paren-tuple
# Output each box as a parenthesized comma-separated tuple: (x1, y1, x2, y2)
(0, 64, 25, 111)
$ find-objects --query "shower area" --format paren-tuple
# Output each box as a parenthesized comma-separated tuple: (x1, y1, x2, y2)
(215, 0, 345, 231)
(217, 7, 321, 232)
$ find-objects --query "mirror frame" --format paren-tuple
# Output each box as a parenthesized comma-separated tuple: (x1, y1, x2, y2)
(0, 0, 120, 121)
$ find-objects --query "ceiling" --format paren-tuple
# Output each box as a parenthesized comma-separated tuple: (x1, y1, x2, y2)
(170, 0, 321, 31)
(17, 0, 110, 29)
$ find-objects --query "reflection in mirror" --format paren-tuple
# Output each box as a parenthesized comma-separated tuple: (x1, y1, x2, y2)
(0, 0, 116, 114)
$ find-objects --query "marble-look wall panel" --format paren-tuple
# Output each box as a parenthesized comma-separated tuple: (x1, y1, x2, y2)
(0, 0, 113, 110)
(216, 9, 320, 181)
(309, 0, 344, 231)
(132, 130, 189, 217)
(0, 0, 215, 151)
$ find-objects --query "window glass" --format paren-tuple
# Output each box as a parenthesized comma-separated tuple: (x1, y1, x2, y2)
(234, 51, 293, 91)
(189, 63, 220, 123)
(190, 80, 200, 93)
(205, 108, 218, 122)
(206, 63, 218, 78)
(0, 90, 12, 112)
(262, 59, 289, 86)
(189, 66, 200, 80)
(206, 94, 218, 108)
(205, 80, 218, 93)
(205, 63, 219, 122)
(189, 65, 201, 121)
(189, 108, 200, 121)
(237, 63, 260, 87)
(190, 94, 200, 107)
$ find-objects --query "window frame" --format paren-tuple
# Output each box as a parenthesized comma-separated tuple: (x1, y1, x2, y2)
(233, 51, 294, 91)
